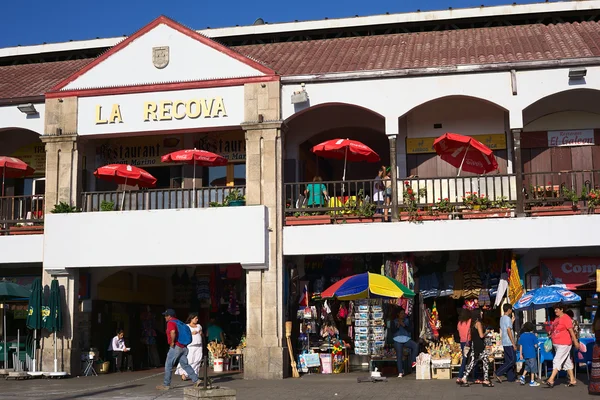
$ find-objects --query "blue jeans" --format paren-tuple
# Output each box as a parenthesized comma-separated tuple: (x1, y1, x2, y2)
(394, 340, 418, 375)
(458, 342, 468, 378)
(164, 346, 198, 386)
(496, 345, 516, 382)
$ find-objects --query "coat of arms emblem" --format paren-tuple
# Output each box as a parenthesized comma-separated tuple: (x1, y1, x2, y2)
(152, 46, 169, 69)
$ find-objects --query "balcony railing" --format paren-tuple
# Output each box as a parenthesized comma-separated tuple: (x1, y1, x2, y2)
(285, 170, 600, 225)
(0, 195, 45, 235)
(81, 186, 246, 212)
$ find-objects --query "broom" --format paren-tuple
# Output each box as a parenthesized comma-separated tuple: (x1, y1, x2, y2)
(285, 321, 300, 378)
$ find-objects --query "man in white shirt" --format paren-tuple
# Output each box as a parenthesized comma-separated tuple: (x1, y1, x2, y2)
(108, 329, 133, 372)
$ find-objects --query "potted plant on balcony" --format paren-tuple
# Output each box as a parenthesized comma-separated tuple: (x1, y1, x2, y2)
(100, 201, 115, 211)
(425, 197, 454, 220)
(225, 190, 246, 207)
(8, 222, 44, 235)
(336, 189, 379, 224)
(530, 185, 580, 216)
(50, 202, 80, 213)
(285, 211, 332, 226)
(583, 188, 600, 214)
(462, 195, 513, 219)
(399, 181, 428, 223)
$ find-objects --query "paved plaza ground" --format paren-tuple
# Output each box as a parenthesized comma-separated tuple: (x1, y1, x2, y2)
(0, 369, 593, 400)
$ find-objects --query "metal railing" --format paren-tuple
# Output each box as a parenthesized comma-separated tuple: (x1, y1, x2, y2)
(81, 186, 246, 212)
(523, 170, 600, 209)
(0, 195, 45, 234)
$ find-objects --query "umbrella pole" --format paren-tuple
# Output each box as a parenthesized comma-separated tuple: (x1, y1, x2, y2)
(457, 144, 470, 177)
(32, 329, 36, 373)
(342, 146, 348, 195)
(53, 331, 57, 373)
(120, 177, 128, 211)
(192, 159, 196, 208)
(1, 167, 4, 197)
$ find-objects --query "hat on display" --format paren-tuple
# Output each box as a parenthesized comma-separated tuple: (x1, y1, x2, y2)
(162, 309, 176, 317)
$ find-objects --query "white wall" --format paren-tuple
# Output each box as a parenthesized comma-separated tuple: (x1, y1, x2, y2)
(43, 206, 268, 270)
(406, 97, 506, 138)
(0, 235, 44, 263)
(283, 215, 600, 256)
(0, 104, 45, 133)
(524, 110, 600, 132)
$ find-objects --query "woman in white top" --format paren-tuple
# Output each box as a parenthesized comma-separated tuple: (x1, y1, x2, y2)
(176, 313, 203, 380)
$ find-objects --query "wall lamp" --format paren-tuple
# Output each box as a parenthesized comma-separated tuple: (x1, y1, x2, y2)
(291, 83, 309, 104)
(568, 67, 587, 80)
(17, 103, 38, 115)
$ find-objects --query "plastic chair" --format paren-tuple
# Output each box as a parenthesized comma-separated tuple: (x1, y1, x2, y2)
(538, 345, 554, 378)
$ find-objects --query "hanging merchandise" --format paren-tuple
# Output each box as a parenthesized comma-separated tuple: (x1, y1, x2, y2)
(337, 303, 348, 321)
(494, 273, 509, 307)
(428, 301, 441, 339)
(461, 257, 482, 299)
(508, 255, 524, 304)
(451, 269, 464, 299)
(463, 298, 479, 310)
(228, 290, 240, 316)
(299, 285, 309, 307)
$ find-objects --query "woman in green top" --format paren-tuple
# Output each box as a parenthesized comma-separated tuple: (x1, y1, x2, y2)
(304, 176, 328, 207)
(207, 318, 225, 343)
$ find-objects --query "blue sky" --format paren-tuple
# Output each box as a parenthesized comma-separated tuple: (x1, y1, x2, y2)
(1, 0, 554, 48)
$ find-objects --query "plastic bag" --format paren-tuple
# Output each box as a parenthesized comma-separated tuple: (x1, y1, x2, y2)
(544, 338, 553, 353)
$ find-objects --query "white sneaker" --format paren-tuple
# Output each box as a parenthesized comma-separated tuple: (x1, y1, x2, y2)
(398, 373, 403, 378)
(529, 381, 540, 387)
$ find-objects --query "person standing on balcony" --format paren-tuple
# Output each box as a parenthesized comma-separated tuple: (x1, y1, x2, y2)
(373, 166, 386, 213)
(304, 176, 328, 208)
(494, 304, 517, 383)
(383, 168, 392, 222)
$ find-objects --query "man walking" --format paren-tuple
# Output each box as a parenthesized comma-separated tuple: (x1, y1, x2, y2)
(156, 309, 202, 391)
(494, 304, 517, 383)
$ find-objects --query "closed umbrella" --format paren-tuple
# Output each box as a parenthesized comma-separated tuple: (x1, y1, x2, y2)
(161, 149, 228, 207)
(0, 279, 30, 371)
(44, 280, 63, 375)
(26, 278, 42, 374)
(94, 164, 157, 210)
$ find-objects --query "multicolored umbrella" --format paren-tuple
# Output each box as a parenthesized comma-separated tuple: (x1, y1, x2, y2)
(321, 273, 415, 300)
(0, 156, 35, 196)
(513, 286, 581, 311)
(433, 133, 498, 176)
(161, 149, 228, 207)
(311, 139, 380, 181)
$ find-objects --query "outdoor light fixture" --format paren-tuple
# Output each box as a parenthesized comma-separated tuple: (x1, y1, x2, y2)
(291, 83, 309, 104)
(17, 103, 38, 115)
(569, 67, 587, 80)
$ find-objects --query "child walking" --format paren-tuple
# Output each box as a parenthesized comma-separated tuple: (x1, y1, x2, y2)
(518, 322, 539, 387)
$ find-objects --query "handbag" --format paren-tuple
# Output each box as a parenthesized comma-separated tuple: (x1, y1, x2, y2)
(543, 338, 553, 353)
(463, 344, 471, 357)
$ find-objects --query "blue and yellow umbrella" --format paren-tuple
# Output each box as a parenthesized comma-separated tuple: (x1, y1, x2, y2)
(321, 272, 415, 300)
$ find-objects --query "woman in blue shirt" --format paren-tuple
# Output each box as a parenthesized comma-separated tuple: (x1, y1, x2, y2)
(393, 307, 418, 378)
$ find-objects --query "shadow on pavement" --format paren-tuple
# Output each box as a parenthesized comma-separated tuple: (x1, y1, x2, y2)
(46, 384, 144, 400)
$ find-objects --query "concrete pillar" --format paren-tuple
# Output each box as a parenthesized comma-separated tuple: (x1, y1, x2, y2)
(388, 135, 399, 222)
(39, 269, 80, 375)
(512, 129, 524, 216)
(242, 80, 286, 379)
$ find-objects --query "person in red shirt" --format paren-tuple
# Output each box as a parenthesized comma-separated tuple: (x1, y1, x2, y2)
(546, 304, 580, 388)
(156, 309, 202, 391)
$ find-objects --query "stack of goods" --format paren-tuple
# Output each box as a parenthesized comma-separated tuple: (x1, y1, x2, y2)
(415, 352, 432, 380)
(426, 340, 452, 363)
(370, 302, 385, 356)
(354, 301, 370, 355)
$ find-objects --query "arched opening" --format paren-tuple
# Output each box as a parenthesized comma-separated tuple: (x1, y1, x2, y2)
(284, 103, 388, 183)
(400, 96, 509, 178)
(521, 89, 600, 176)
(0, 128, 45, 197)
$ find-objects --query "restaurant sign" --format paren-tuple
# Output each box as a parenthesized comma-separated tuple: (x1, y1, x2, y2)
(540, 257, 600, 290)
(406, 134, 506, 154)
(547, 129, 595, 147)
(95, 135, 183, 167)
(11, 142, 46, 176)
(194, 131, 246, 162)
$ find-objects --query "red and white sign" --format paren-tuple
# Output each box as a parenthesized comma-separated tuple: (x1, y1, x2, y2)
(547, 130, 595, 147)
(540, 258, 600, 290)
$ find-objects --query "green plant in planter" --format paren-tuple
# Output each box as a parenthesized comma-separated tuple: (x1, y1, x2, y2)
(100, 201, 115, 211)
(562, 186, 579, 203)
(50, 202, 80, 213)
(209, 201, 225, 208)
(435, 197, 455, 213)
(343, 189, 376, 218)
(224, 189, 246, 206)
(491, 196, 511, 209)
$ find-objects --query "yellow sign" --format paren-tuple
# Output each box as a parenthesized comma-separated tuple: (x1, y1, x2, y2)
(194, 131, 246, 162)
(406, 134, 507, 154)
(94, 97, 227, 125)
(11, 142, 46, 176)
(95, 135, 183, 167)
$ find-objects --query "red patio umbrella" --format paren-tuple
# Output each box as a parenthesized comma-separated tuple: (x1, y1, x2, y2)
(93, 164, 157, 210)
(433, 133, 498, 176)
(161, 149, 228, 207)
(311, 138, 380, 181)
(0, 156, 35, 196)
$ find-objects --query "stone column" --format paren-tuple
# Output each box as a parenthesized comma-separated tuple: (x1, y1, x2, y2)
(39, 269, 80, 376)
(512, 129, 524, 216)
(388, 135, 399, 221)
(242, 80, 286, 379)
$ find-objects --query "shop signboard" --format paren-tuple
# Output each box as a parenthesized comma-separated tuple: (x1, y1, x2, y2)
(78, 86, 244, 136)
(194, 131, 246, 162)
(547, 129, 595, 147)
(539, 257, 600, 290)
(406, 134, 506, 154)
(94, 135, 183, 167)
(10, 142, 46, 176)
